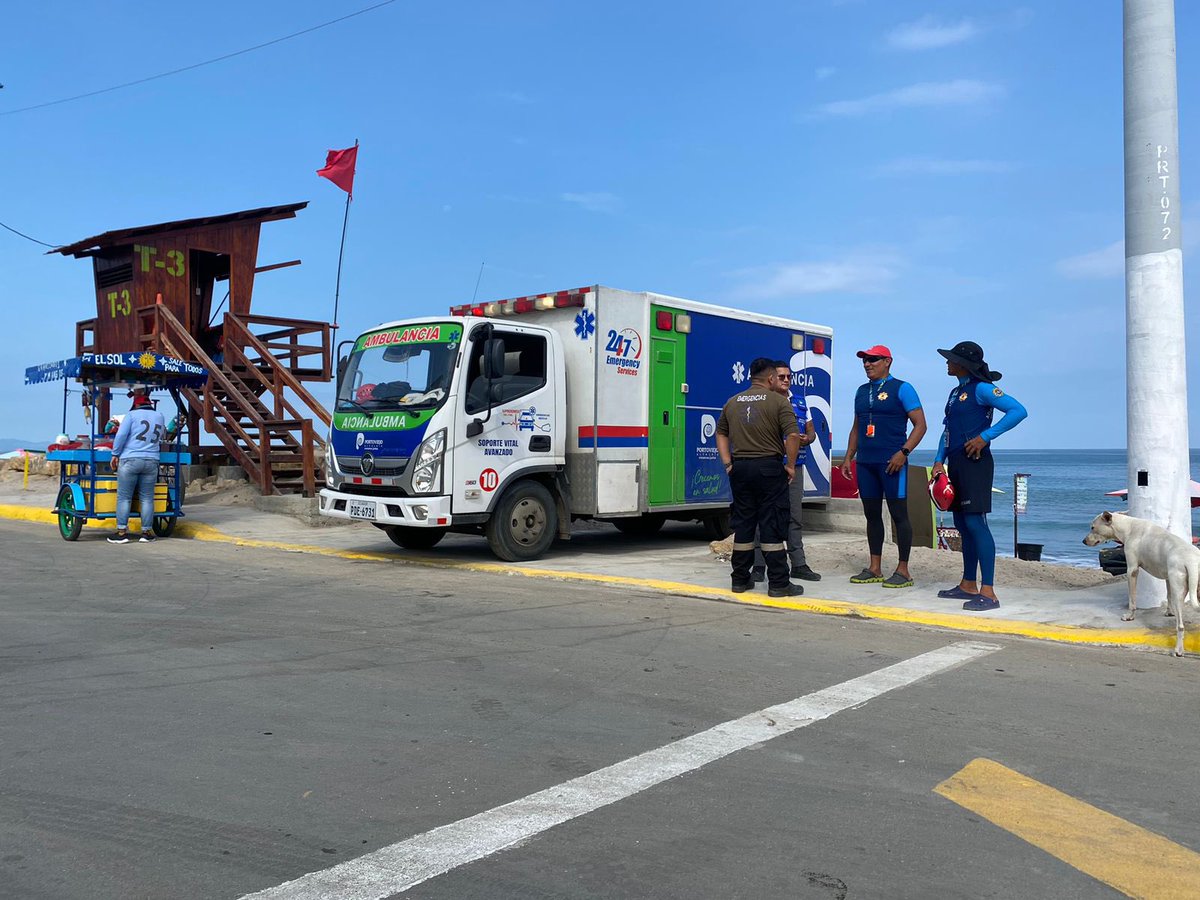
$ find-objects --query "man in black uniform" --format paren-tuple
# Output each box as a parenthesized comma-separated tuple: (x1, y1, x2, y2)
(716, 357, 803, 598)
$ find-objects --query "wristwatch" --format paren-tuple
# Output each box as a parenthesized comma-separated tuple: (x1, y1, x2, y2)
(900, 447, 911, 457)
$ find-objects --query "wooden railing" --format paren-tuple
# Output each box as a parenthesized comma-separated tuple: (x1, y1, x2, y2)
(130, 304, 329, 496)
(76, 318, 97, 355)
(151, 305, 276, 493)
(224, 314, 332, 429)
(235, 313, 332, 381)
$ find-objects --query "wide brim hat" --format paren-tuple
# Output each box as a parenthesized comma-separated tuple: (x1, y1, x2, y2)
(937, 341, 1001, 383)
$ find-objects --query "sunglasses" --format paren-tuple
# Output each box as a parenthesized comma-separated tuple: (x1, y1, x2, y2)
(862, 355, 887, 364)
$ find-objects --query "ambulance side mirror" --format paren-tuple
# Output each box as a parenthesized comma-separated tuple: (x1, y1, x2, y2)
(466, 418, 484, 438)
(481, 338, 506, 379)
(334, 337, 355, 391)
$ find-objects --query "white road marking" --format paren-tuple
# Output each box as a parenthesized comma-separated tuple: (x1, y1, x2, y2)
(241, 641, 1000, 900)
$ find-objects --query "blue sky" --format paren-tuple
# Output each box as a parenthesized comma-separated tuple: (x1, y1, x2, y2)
(2, 0, 1197, 449)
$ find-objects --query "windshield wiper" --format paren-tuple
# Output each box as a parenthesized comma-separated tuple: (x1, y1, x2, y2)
(339, 398, 374, 418)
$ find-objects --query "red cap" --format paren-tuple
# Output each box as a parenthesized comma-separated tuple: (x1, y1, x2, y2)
(856, 344, 892, 359)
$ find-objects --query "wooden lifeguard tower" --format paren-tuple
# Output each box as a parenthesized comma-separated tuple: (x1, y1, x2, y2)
(56, 203, 332, 496)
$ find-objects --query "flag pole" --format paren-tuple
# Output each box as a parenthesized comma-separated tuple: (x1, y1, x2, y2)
(331, 138, 358, 336)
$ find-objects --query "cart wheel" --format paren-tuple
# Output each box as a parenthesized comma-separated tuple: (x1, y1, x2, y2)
(152, 516, 177, 537)
(56, 486, 84, 541)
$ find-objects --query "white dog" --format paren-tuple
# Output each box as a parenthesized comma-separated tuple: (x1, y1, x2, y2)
(1083, 511, 1200, 657)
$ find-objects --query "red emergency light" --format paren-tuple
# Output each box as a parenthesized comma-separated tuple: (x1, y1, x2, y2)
(450, 288, 593, 317)
(655, 310, 673, 331)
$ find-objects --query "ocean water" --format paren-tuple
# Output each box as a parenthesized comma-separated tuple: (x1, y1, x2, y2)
(903, 449, 1200, 567)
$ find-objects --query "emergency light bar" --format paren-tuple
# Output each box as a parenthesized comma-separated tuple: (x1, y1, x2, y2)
(450, 287, 592, 317)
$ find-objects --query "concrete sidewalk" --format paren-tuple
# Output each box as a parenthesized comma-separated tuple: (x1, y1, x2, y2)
(2, 477, 1193, 656)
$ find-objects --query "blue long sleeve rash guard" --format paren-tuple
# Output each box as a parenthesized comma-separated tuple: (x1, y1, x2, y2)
(934, 378, 1027, 463)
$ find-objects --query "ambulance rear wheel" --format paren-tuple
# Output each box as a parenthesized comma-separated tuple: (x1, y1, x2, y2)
(612, 514, 665, 536)
(487, 481, 557, 561)
(701, 510, 732, 541)
(385, 526, 447, 550)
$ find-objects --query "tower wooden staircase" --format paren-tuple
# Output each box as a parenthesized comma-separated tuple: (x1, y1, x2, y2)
(150, 305, 331, 496)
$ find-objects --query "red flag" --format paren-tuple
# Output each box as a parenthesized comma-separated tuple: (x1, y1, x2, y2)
(317, 145, 357, 195)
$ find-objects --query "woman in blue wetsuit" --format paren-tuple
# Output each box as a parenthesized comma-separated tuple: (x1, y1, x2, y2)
(931, 341, 1027, 611)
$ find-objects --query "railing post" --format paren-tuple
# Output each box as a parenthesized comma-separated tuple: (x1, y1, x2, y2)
(260, 428, 273, 495)
(302, 419, 315, 497)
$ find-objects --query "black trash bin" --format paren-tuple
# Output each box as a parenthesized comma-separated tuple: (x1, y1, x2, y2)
(1015, 542, 1043, 561)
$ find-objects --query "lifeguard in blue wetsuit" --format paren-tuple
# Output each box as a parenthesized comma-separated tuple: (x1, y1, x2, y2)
(840, 345, 927, 588)
(931, 341, 1027, 611)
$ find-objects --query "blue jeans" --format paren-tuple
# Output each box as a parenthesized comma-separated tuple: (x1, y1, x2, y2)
(116, 457, 159, 532)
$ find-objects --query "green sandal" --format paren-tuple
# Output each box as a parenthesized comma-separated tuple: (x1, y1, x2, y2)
(849, 569, 884, 584)
(881, 572, 914, 589)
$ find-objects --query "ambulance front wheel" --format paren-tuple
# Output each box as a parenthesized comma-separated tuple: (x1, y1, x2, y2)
(385, 525, 447, 550)
(487, 480, 558, 561)
(701, 510, 732, 541)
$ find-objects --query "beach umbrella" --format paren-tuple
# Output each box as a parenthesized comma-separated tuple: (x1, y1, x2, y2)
(1104, 480, 1200, 509)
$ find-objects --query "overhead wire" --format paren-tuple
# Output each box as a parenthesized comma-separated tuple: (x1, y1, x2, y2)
(0, 220, 57, 247)
(0, 0, 399, 117)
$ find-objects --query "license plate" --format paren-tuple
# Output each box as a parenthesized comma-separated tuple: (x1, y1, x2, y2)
(347, 500, 377, 520)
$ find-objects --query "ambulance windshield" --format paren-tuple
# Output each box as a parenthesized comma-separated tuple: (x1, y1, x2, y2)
(337, 322, 461, 413)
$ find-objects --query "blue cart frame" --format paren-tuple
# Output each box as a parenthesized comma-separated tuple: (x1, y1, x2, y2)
(25, 353, 208, 541)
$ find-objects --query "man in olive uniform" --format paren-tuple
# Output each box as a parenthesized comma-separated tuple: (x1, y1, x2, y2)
(716, 357, 803, 598)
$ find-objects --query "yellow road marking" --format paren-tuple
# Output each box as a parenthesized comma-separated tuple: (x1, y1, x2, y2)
(935, 758, 1200, 899)
(1, 503, 1196, 653)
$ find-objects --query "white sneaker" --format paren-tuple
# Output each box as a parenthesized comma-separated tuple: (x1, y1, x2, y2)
(107, 532, 130, 544)
(139, 532, 157, 543)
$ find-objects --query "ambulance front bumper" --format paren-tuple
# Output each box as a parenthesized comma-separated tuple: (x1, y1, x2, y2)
(318, 489, 452, 527)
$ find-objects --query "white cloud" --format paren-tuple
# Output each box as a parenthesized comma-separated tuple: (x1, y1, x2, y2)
(561, 192, 621, 214)
(887, 17, 979, 51)
(1056, 241, 1125, 279)
(816, 79, 1005, 117)
(873, 157, 1016, 177)
(815, 66, 837, 81)
(732, 252, 903, 298)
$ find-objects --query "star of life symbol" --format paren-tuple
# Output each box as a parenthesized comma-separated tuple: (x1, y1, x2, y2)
(731, 361, 746, 383)
(574, 309, 595, 340)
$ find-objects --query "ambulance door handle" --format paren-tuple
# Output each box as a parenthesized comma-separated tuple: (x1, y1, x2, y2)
(662, 411, 669, 425)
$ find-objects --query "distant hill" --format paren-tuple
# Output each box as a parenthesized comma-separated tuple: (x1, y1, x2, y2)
(0, 438, 40, 454)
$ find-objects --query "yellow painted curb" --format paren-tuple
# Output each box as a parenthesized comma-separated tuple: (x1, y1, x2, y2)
(2, 502, 1193, 654)
(0, 503, 201, 535)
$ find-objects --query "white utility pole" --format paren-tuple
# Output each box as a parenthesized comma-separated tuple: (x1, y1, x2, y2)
(1124, 0, 1191, 608)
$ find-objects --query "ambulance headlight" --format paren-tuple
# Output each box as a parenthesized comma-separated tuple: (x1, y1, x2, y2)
(410, 429, 446, 494)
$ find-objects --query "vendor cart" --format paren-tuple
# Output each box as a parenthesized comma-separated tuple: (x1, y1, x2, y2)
(25, 352, 208, 540)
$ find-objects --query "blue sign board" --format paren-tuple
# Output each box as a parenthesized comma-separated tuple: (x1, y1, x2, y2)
(25, 353, 207, 386)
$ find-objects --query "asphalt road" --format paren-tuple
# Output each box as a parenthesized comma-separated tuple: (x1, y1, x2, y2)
(2, 520, 1197, 900)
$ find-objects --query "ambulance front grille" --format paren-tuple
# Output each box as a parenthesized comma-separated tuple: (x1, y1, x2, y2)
(341, 456, 408, 477)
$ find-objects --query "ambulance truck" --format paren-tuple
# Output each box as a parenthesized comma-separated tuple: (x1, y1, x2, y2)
(318, 286, 834, 561)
